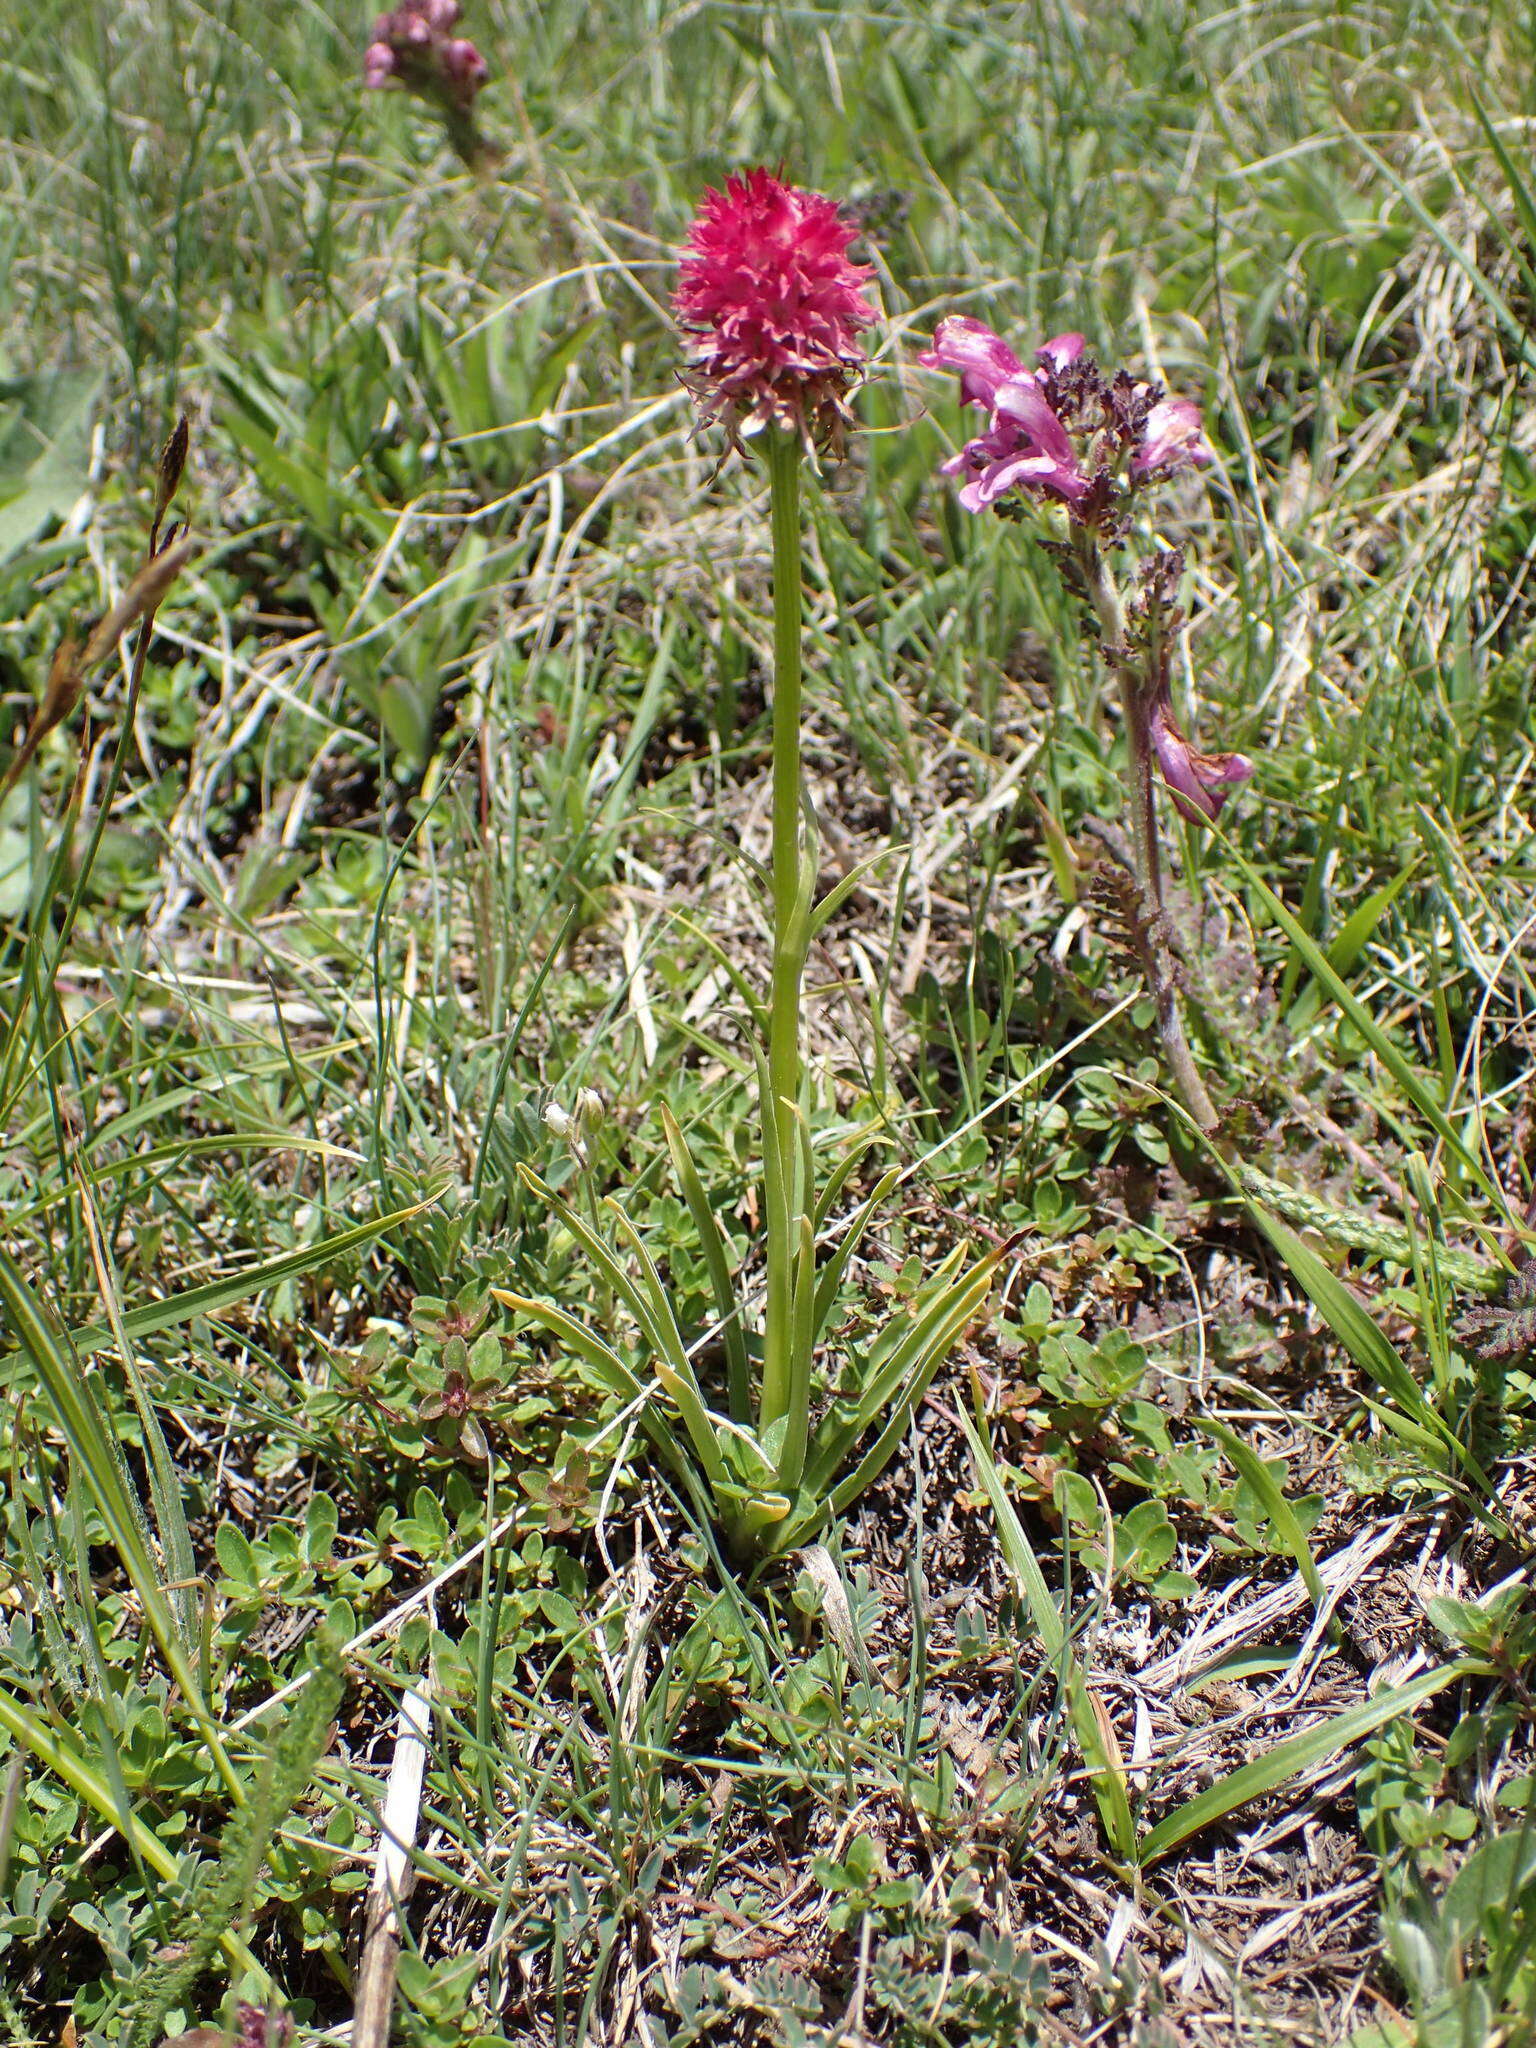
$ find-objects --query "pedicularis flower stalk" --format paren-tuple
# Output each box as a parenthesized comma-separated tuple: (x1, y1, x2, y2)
(921, 317, 1253, 1133)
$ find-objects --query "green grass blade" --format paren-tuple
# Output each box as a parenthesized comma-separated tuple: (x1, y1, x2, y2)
(0, 1246, 240, 1797)
(1195, 1416, 1325, 1610)
(659, 1102, 751, 1421)
(1138, 1665, 1460, 1865)
(56, 1193, 443, 1357)
(957, 1410, 1134, 1858)
(75, 1177, 199, 1648)
(1323, 859, 1419, 980)
(1244, 1200, 1486, 1487)
(1344, 124, 1536, 374)
(1218, 832, 1508, 1218)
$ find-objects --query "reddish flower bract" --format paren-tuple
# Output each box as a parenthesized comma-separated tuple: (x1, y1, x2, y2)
(673, 168, 878, 446)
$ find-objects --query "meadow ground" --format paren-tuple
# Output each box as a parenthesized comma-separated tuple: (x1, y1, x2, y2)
(4, 1, 1536, 2042)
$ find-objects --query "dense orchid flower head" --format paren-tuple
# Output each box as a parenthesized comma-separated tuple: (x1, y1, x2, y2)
(673, 169, 879, 448)
(364, 0, 488, 113)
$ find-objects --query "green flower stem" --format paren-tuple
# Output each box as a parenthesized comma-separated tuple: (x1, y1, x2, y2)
(760, 428, 813, 1478)
(1076, 534, 1221, 1138)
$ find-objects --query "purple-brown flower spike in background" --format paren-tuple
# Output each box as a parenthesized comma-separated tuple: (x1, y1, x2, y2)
(364, 0, 490, 165)
(673, 169, 879, 449)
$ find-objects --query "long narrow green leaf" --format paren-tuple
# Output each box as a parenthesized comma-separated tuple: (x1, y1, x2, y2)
(779, 1209, 818, 1492)
(490, 1290, 644, 1404)
(1467, 93, 1536, 306)
(811, 1132, 884, 1235)
(602, 1198, 700, 1379)
(601, 1198, 731, 1487)
(804, 1245, 975, 1492)
(1219, 834, 1508, 1218)
(774, 1103, 819, 1491)
(76, 1178, 199, 1649)
(808, 846, 903, 939)
(491, 1289, 706, 1500)
(821, 1261, 1000, 1523)
(0, 1247, 239, 1798)
(752, 1039, 794, 1430)
(1245, 1201, 1486, 1487)
(1196, 1417, 1325, 1610)
(958, 1410, 1135, 1859)
(670, 913, 771, 1037)
(516, 1167, 677, 1370)
(1324, 860, 1419, 980)
(660, 1103, 751, 1421)
(516, 1170, 730, 1490)
(811, 1165, 901, 1346)
(1138, 1664, 1460, 1865)
(55, 1193, 443, 1357)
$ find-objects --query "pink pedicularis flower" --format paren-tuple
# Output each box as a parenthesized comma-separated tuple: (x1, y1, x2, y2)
(364, 0, 488, 113)
(1132, 547, 1253, 823)
(918, 317, 1091, 510)
(1149, 696, 1253, 822)
(920, 315, 1212, 520)
(923, 318, 1247, 820)
(673, 169, 880, 448)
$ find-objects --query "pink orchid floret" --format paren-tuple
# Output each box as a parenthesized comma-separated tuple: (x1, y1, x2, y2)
(673, 169, 879, 447)
(1149, 695, 1253, 822)
(1132, 397, 1212, 480)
